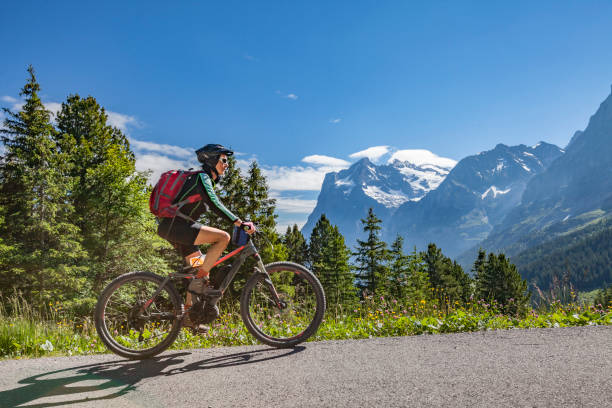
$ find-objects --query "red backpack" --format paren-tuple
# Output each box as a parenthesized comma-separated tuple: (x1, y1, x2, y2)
(149, 170, 202, 218)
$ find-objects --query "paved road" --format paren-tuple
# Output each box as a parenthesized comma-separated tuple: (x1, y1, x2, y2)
(1, 326, 611, 407)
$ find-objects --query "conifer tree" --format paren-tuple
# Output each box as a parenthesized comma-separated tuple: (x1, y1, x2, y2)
(353, 208, 388, 296)
(388, 236, 430, 303)
(388, 235, 407, 299)
(55, 94, 169, 300)
(422, 243, 446, 291)
(474, 251, 529, 314)
(317, 225, 357, 307)
(0, 66, 85, 302)
(422, 243, 471, 306)
(405, 246, 431, 303)
(283, 224, 308, 265)
(244, 161, 285, 263)
(473, 249, 488, 299)
(308, 214, 332, 271)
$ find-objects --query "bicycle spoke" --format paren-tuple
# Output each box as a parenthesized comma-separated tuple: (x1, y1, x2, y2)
(246, 266, 320, 341)
(100, 275, 179, 353)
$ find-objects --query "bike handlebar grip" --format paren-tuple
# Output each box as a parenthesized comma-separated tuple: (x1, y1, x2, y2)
(241, 221, 255, 232)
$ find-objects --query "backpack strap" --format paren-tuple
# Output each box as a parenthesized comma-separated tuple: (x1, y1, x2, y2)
(169, 170, 208, 223)
(173, 193, 204, 223)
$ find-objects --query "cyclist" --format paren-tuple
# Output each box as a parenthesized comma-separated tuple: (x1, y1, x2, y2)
(157, 144, 255, 320)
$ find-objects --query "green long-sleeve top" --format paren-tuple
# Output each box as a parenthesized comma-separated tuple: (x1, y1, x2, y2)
(174, 169, 238, 223)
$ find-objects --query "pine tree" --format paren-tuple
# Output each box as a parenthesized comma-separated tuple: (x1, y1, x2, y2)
(388, 236, 430, 303)
(317, 225, 357, 307)
(388, 235, 408, 300)
(474, 251, 530, 314)
(244, 161, 284, 264)
(421, 243, 471, 306)
(405, 246, 431, 303)
(422, 243, 445, 291)
(353, 208, 388, 297)
(283, 224, 308, 265)
(473, 248, 488, 300)
(308, 214, 332, 272)
(0, 66, 85, 302)
(307, 214, 332, 279)
(55, 94, 170, 302)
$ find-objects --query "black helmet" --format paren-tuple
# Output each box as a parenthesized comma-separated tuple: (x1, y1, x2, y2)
(196, 144, 234, 168)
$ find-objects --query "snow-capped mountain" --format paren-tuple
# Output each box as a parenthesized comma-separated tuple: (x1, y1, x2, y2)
(388, 142, 564, 257)
(301, 151, 456, 246)
(462, 85, 612, 261)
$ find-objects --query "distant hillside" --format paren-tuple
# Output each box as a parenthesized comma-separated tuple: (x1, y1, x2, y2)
(511, 219, 612, 292)
(466, 86, 612, 260)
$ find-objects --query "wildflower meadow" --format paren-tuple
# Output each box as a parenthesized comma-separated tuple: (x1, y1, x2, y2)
(1, 293, 610, 359)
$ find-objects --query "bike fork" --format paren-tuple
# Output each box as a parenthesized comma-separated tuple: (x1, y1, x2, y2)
(256, 260, 285, 309)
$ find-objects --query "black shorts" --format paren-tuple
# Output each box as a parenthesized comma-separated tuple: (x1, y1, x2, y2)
(157, 218, 202, 257)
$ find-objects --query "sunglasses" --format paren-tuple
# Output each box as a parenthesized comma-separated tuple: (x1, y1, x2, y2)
(219, 157, 228, 164)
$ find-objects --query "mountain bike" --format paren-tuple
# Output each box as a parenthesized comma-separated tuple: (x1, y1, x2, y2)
(94, 227, 326, 359)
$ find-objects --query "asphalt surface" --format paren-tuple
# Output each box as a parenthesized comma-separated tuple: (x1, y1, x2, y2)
(1, 326, 611, 407)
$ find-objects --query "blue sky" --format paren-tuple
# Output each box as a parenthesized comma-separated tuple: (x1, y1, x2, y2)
(2, 1, 612, 231)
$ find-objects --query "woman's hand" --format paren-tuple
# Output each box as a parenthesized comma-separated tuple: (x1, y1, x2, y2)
(241, 221, 256, 235)
(234, 219, 256, 235)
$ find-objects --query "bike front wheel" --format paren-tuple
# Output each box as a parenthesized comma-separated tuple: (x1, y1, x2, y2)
(240, 262, 326, 348)
(94, 271, 183, 359)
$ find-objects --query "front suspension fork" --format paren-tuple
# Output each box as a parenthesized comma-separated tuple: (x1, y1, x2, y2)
(256, 259, 286, 310)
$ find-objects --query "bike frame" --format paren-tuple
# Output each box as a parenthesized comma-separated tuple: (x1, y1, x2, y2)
(141, 237, 281, 315)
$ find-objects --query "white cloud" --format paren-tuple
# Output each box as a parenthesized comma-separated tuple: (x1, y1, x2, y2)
(130, 138, 201, 183)
(275, 198, 318, 214)
(44, 102, 62, 118)
(276, 219, 308, 234)
(130, 138, 193, 159)
(262, 166, 331, 191)
(107, 111, 138, 132)
(329, 118, 341, 124)
(10, 101, 23, 111)
(135, 153, 196, 182)
(349, 145, 390, 162)
(1, 96, 17, 103)
(263, 153, 349, 192)
(302, 155, 350, 167)
(2, 98, 61, 120)
(276, 91, 298, 100)
(388, 149, 457, 168)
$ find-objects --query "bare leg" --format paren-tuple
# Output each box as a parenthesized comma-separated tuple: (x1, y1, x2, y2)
(185, 226, 231, 279)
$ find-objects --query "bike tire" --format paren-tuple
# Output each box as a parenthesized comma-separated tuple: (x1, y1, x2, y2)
(94, 271, 183, 359)
(240, 262, 326, 348)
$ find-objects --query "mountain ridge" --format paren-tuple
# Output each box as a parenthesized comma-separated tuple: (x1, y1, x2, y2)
(459, 85, 612, 263)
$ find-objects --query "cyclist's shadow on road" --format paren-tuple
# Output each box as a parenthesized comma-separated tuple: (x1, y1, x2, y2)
(1, 346, 305, 408)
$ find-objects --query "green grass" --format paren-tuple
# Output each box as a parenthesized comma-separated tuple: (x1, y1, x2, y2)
(1, 296, 610, 359)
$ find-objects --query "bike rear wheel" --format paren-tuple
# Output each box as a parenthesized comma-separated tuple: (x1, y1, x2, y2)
(240, 262, 326, 348)
(94, 271, 182, 359)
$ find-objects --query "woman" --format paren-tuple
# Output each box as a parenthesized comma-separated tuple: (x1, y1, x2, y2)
(157, 143, 256, 301)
